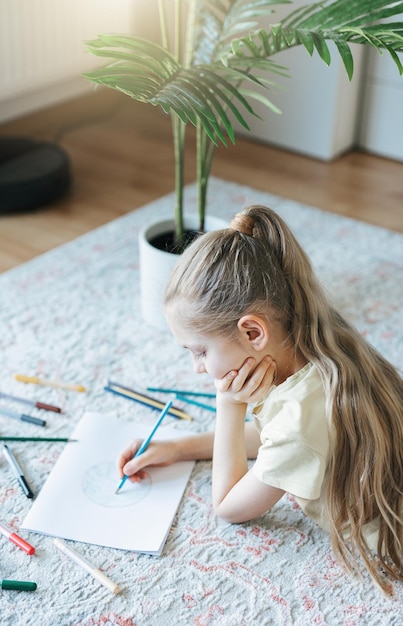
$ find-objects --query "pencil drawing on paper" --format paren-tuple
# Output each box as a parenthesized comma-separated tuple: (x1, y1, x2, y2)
(82, 462, 152, 507)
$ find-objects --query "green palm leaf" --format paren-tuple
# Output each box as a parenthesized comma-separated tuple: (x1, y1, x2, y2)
(194, 0, 291, 60)
(225, 0, 403, 79)
(84, 37, 269, 145)
(85, 2, 403, 139)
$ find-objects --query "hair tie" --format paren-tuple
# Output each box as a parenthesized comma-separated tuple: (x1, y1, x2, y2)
(230, 213, 255, 237)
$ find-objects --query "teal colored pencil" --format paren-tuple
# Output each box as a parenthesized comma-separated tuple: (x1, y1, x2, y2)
(147, 387, 215, 398)
(175, 394, 216, 413)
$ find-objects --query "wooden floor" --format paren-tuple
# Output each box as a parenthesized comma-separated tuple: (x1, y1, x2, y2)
(0, 90, 402, 273)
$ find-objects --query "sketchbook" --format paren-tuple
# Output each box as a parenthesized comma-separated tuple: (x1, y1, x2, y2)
(21, 411, 195, 555)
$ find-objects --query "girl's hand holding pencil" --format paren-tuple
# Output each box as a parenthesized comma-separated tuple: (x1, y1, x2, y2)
(117, 436, 180, 484)
(117, 425, 216, 485)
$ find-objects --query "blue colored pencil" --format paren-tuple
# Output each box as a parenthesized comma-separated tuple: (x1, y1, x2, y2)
(115, 400, 173, 494)
(175, 394, 216, 413)
(147, 386, 216, 398)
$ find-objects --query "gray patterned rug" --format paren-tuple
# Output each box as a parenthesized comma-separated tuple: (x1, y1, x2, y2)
(0, 178, 402, 625)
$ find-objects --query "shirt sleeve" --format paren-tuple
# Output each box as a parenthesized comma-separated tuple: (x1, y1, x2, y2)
(252, 400, 329, 500)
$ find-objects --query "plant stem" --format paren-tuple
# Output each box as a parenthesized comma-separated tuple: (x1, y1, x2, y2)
(171, 0, 185, 242)
(196, 124, 215, 233)
(172, 113, 185, 241)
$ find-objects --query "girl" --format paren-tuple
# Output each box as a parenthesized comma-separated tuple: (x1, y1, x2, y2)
(118, 205, 403, 591)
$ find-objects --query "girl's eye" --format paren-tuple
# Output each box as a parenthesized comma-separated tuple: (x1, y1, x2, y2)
(194, 351, 206, 360)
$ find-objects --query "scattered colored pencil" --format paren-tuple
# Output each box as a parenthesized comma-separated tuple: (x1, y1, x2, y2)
(54, 539, 120, 595)
(14, 375, 85, 393)
(0, 521, 35, 555)
(175, 394, 216, 413)
(0, 391, 61, 413)
(2, 444, 34, 499)
(146, 386, 216, 412)
(0, 437, 76, 442)
(0, 407, 46, 427)
(1, 579, 37, 591)
(147, 386, 215, 398)
(105, 381, 192, 421)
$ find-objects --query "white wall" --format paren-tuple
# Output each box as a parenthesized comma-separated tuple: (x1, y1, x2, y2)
(0, 0, 137, 122)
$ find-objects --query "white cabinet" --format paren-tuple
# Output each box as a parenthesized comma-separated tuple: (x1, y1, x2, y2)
(358, 49, 403, 162)
(232, 0, 402, 163)
(235, 42, 364, 161)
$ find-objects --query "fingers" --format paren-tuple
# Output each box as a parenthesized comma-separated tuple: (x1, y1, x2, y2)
(122, 450, 152, 479)
(116, 439, 143, 479)
(116, 439, 178, 482)
(216, 355, 276, 404)
(230, 357, 256, 392)
(215, 369, 237, 393)
(246, 356, 276, 389)
(247, 356, 276, 403)
(261, 357, 277, 387)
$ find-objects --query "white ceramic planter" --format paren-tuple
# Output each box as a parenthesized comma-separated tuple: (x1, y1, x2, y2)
(139, 215, 227, 330)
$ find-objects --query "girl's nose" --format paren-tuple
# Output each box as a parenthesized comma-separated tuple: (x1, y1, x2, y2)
(193, 361, 206, 375)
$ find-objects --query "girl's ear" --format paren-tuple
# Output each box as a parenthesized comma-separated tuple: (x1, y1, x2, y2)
(237, 315, 269, 351)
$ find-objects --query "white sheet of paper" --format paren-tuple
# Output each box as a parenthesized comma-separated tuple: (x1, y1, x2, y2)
(22, 412, 195, 555)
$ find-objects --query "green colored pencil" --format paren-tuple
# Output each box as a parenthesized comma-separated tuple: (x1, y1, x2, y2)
(0, 437, 77, 442)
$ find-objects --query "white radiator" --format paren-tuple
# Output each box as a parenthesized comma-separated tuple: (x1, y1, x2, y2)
(0, 0, 137, 121)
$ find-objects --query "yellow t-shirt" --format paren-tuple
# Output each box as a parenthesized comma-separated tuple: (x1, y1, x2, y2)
(252, 362, 330, 523)
(252, 362, 380, 551)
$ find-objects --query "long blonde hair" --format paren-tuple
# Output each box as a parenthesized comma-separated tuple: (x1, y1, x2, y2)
(165, 205, 403, 590)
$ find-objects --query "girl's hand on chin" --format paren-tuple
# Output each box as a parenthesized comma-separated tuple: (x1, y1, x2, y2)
(215, 356, 276, 405)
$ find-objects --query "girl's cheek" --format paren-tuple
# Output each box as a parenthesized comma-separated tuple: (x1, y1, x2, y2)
(202, 359, 216, 378)
(207, 362, 229, 380)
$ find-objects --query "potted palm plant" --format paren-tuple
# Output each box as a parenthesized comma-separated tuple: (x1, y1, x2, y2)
(84, 0, 403, 328)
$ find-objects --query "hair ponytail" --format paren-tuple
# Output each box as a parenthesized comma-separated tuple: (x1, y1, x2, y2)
(246, 207, 403, 589)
